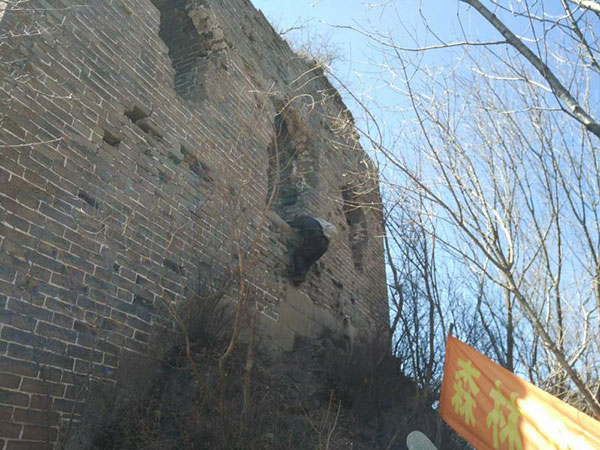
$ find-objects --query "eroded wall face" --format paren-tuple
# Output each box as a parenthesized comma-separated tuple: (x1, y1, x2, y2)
(0, 0, 387, 446)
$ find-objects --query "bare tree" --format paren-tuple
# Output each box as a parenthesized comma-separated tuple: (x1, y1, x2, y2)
(329, 0, 600, 416)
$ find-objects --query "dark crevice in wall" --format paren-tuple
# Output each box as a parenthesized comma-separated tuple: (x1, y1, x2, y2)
(180, 144, 212, 183)
(136, 275, 152, 290)
(342, 188, 368, 272)
(151, 0, 227, 101)
(133, 294, 153, 310)
(103, 129, 121, 146)
(77, 190, 99, 209)
(125, 106, 149, 122)
(164, 258, 185, 276)
(158, 170, 169, 183)
(267, 114, 300, 221)
(136, 118, 163, 140)
(168, 153, 182, 165)
(152, 0, 201, 98)
(125, 105, 163, 140)
(189, 160, 211, 180)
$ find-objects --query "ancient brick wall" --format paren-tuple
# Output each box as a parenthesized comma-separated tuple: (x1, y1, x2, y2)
(0, 0, 387, 447)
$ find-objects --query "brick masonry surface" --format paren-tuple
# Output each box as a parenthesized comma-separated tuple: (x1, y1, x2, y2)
(0, 0, 388, 447)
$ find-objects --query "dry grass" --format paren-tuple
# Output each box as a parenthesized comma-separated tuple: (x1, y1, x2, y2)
(60, 289, 466, 450)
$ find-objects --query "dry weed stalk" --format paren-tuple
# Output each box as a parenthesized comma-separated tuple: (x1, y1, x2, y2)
(301, 390, 341, 450)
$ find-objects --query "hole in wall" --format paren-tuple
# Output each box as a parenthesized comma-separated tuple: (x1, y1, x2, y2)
(189, 160, 211, 181)
(124, 106, 149, 122)
(158, 170, 169, 183)
(136, 119, 163, 140)
(125, 105, 163, 140)
(136, 274, 151, 288)
(168, 154, 182, 165)
(163, 258, 185, 276)
(77, 190, 99, 209)
(266, 102, 318, 222)
(102, 129, 121, 146)
(180, 144, 212, 183)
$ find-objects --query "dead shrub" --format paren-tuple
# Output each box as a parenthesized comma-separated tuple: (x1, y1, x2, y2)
(319, 336, 465, 449)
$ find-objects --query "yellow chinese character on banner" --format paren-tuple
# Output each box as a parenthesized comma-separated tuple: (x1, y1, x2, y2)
(451, 359, 481, 426)
(486, 380, 523, 450)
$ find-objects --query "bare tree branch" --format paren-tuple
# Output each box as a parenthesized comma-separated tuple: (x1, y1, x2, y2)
(569, 0, 600, 14)
(460, 0, 600, 138)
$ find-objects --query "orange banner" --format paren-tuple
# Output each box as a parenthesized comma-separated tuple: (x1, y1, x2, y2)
(440, 336, 600, 449)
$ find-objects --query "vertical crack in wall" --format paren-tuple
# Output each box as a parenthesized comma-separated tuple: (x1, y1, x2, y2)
(267, 102, 318, 221)
(342, 187, 368, 272)
(151, 0, 228, 100)
(267, 114, 300, 221)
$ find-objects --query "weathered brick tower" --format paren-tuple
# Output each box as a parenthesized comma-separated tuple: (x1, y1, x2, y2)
(0, 0, 388, 447)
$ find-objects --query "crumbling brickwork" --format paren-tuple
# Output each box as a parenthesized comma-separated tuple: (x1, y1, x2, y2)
(0, 0, 387, 447)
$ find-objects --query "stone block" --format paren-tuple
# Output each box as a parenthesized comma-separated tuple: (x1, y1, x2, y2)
(284, 287, 314, 319)
(258, 313, 295, 353)
(313, 304, 340, 333)
(279, 300, 323, 339)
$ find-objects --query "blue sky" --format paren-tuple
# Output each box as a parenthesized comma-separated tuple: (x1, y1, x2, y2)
(247, 1, 580, 153)
(246, 1, 510, 73)
(249, 0, 461, 79)
(247, 1, 512, 146)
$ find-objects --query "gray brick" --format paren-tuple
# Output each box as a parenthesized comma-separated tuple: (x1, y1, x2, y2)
(36, 322, 77, 343)
(7, 299, 53, 323)
(39, 202, 77, 230)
